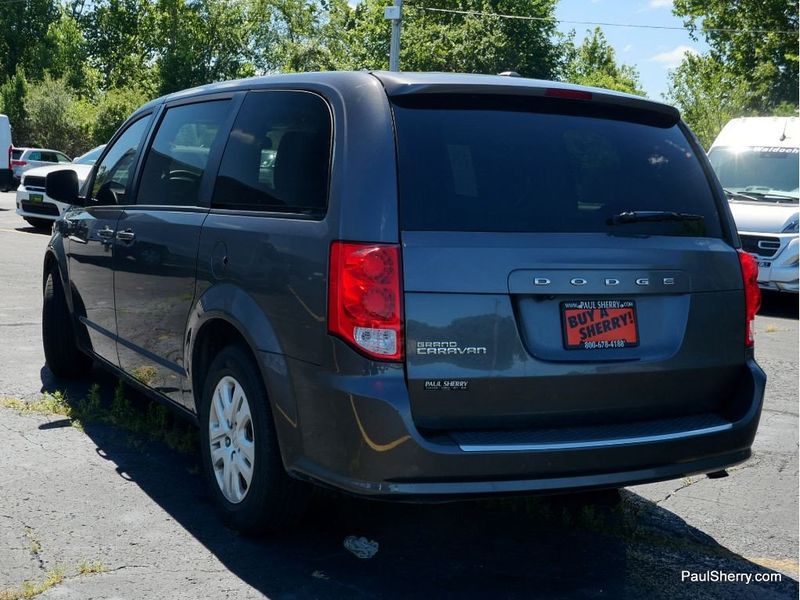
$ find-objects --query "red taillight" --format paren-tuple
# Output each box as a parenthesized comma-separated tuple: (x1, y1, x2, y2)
(737, 250, 761, 347)
(328, 241, 403, 361)
(545, 88, 593, 101)
(11, 160, 26, 167)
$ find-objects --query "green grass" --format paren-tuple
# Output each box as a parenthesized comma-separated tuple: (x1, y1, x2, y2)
(0, 560, 109, 600)
(76, 560, 108, 575)
(0, 568, 64, 600)
(0, 391, 73, 418)
(0, 381, 197, 454)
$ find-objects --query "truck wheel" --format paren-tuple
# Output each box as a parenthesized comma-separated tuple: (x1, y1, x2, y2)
(42, 269, 92, 378)
(199, 344, 309, 534)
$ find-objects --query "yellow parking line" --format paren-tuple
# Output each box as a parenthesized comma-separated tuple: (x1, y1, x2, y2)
(0, 227, 40, 236)
(747, 557, 799, 576)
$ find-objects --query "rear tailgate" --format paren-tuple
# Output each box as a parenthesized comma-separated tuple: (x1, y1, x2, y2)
(391, 91, 746, 431)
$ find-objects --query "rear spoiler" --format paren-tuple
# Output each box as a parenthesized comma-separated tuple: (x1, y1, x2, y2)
(373, 72, 680, 126)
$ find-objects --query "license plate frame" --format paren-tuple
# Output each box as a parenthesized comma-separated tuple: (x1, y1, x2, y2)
(29, 193, 43, 203)
(561, 300, 639, 350)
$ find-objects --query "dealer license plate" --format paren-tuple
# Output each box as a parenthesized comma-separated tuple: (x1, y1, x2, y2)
(561, 300, 639, 350)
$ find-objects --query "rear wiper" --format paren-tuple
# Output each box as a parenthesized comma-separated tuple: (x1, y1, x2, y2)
(607, 211, 705, 225)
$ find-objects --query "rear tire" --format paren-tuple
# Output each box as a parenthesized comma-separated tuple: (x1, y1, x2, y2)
(25, 217, 53, 230)
(42, 269, 93, 378)
(199, 344, 309, 534)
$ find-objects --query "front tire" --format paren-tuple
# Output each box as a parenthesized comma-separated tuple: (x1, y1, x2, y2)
(42, 269, 93, 378)
(199, 344, 309, 534)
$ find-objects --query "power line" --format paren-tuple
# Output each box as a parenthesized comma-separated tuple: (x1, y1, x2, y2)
(411, 5, 800, 36)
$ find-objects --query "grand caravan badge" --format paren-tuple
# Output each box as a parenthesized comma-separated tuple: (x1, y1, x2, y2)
(416, 341, 487, 355)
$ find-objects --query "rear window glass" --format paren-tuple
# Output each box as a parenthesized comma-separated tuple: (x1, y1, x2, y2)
(392, 97, 722, 237)
(11, 149, 22, 159)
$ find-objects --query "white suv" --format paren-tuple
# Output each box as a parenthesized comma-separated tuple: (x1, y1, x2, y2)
(15, 145, 104, 229)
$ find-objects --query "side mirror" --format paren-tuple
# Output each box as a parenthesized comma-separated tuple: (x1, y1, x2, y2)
(45, 170, 82, 206)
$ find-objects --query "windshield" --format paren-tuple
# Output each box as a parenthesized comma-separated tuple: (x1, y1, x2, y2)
(74, 145, 105, 165)
(708, 146, 799, 201)
(393, 96, 723, 238)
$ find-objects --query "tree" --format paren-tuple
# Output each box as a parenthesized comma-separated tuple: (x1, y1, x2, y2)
(562, 28, 644, 95)
(343, 0, 566, 78)
(0, 0, 59, 82)
(25, 76, 95, 155)
(0, 68, 31, 144)
(156, 0, 257, 95)
(673, 0, 799, 110)
(93, 85, 149, 144)
(665, 54, 752, 148)
(42, 11, 99, 95)
(80, 0, 159, 92)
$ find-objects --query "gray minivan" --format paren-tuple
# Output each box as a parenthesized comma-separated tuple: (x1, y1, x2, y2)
(41, 72, 766, 533)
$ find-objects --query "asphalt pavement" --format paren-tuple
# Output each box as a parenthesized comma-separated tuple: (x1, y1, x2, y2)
(0, 190, 797, 599)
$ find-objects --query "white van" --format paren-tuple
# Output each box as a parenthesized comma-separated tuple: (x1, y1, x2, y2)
(708, 117, 799, 293)
(0, 114, 12, 192)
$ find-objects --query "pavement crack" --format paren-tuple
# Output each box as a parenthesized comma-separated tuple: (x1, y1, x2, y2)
(655, 476, 700, 506)
(22, 524, 45, 571)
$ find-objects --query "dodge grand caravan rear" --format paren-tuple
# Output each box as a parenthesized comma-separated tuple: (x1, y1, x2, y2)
(41, 72, 765, 533)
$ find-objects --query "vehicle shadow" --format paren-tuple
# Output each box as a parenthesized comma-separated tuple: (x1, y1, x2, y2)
(760, 291, 799, 320)
(39, 373, 798, 600)
(15, 226, 52, 235)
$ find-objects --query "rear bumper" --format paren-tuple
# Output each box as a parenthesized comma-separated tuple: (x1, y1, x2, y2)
(271, 348, 766, 498)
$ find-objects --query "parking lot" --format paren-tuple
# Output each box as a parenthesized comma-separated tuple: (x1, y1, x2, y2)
(0, 189, 797, 599)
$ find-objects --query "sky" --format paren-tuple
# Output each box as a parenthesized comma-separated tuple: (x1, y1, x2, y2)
(554, 0, 708, 99)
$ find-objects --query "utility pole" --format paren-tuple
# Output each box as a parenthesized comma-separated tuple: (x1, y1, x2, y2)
(385, 0, 403, 71)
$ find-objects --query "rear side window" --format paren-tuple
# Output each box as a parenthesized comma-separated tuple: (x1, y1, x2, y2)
(137, 100, 231, 207)
(28, 151, 41, 161)
(393, 97, 722, 237)
(212, 91, 332, 215)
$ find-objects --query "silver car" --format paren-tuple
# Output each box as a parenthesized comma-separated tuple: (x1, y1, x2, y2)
(11, 147, 72, 183)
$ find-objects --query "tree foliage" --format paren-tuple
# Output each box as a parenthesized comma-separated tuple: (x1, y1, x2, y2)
(563, 28, 644, 95)
(666, 0, 798, 147)
(665, 54, 751, 148)
(344, 0, 566, 78)
(0, 69, 31, 144)
(673, 0, 799, 110)
(24, 75, 94, 156)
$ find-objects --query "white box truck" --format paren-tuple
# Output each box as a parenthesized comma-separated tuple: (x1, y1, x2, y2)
(0, 114, 12, 192)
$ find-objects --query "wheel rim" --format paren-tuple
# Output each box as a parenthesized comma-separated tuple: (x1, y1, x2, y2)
(208, 375, 255, 504)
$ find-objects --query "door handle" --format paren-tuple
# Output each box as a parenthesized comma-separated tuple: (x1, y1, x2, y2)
(97, 226, 114, 239)
(116, 229, 135, 242)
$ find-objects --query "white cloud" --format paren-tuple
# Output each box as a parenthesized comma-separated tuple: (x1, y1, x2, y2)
(623, 44, 633, 53)
(650, 45, 698, 68)
(648, 0, 673, 8)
